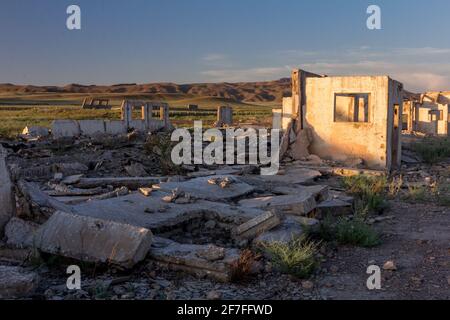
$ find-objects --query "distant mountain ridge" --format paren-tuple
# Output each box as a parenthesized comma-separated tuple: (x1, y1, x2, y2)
(0, 78, 292, 103)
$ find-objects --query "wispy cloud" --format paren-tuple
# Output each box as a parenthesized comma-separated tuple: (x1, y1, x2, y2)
(201, 66, 290, 82)
(202, 53, 228, 62)
(200, 46, 450, 91)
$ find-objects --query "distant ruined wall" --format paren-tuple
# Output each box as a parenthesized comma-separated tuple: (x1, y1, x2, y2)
(52, 101, 171, 138)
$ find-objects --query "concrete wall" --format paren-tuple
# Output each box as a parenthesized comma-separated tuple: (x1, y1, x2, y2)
(386, 78, 403, 170)
(412, 102, 449, 136)
(282, 97, 293, 130)
(52, 101, 172, 138)
(304, 76, 393, 169)
(272, 109, 282, 130)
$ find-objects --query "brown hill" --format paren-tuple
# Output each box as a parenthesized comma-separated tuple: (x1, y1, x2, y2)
(0, 78, 291, 103)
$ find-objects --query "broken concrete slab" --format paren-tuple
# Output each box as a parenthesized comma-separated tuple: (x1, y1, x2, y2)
(253, 216, 305, 248)
(234, 211, 280, 240)
(34, 211, 153, 268)
(0, 145, 15, 235)
(149, 237, 240, 282)
(75, 177, 161, 190)
(315, 199, 353, 219)
(17, 181, 74, 214)
(71, 191, 265, 230)
(46, 185, 105, 197)
(124, 163, 148, 177)
(238, 193, 317, 216)
(157, 175, 255, 201)
(0, 266, 39, 299)
(53, 162, 89, 176)
(21, 126, 50, 138)
(0, 248, 37, 264)
(5, 217, 39, 249)
(61, 174, 85, 185)
(328, 190, 354, 204)
(271, 184, 329, 201)
(245, 167, 321, 186)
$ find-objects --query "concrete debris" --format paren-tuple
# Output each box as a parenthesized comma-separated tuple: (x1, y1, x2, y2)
(315, 199, 353, 219)
(124, 163, 148, 177)
(17, 180, 74, 217)
(139, 187, 153, 197)
(289, 128, 313, 160)
(238, 193, 317, 216)
(271, 184, 329, 201)
(5, 217, 39, 249)
(74, 177, 161, 190)
(71, 192, 266, 230)
(196, 245, 226, 261)
(383, 260, 397, 271)
(157, 175, 255, 202)
(34, 211, 153, 268)
(162, 188, 194, 204)
(208, 176, 234, 188)
(253, 216, 305, 248)
(255, 167, 322, 185)
(61, 174, 84, 185)
(21, 126, 50, 139)
(0, 266, 39, 299)
(149, 237, 240, 282)
(47, 184, 106, 197)
(234, 211, 281, 240)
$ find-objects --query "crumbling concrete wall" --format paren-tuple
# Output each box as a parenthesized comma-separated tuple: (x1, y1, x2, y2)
(0, 145, 15, 236)
(272, 109, 282, 130)
(216, 106, 233, 127)
(281, 97, 293, 130)
(414, 102, 449, 136)
(303, 75, 401, 170)
(52, 100, 171, 138)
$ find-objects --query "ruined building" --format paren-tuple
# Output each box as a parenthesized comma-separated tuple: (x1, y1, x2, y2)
(402, 91, 450, 136)
(277, 69, 403, 171)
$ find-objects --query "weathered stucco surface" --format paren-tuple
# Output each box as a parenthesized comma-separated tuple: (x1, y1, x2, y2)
(303, 76, 396, 169)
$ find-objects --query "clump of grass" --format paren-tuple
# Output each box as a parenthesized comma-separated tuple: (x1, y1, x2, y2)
(144, 133, 183, 175)
(411, 137, 450, 164)
(404, 180, 450, 206)
(404, 185, 427, 202)
(334, 218, 380, 247)
(435, 182, 450, 206)
(317, 216, 380, 248)
(388, 175, 403, 198)
(341, 175, 388, 213)
(262, 236, 319, 278)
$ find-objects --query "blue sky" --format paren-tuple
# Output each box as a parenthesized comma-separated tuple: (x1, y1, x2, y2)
(1, 0, 450, 91)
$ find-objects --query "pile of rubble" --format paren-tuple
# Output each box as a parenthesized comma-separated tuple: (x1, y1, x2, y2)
(0, 131, 359, 299)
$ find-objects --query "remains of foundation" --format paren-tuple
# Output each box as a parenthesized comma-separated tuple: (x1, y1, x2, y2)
(52, 100, 172, 139)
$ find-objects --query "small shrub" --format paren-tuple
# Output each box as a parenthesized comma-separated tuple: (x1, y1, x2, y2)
(262, 236, 319, 278)
(230, 249, 256, 282)
(334, 218, 380, 247)
(411, 137, 450, 164)
(341, 175, 387, 213)
(144, 134, 182, 175)
(315, 215, 380, 248)
(388, 175, 403, 198)
(404, 185, 427, 202)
